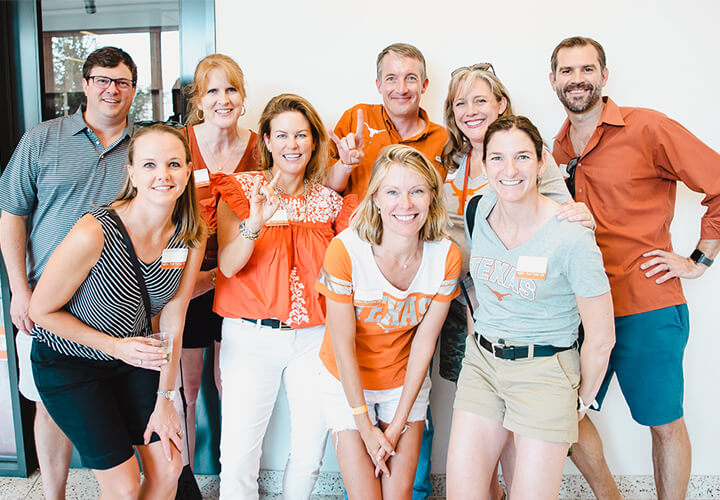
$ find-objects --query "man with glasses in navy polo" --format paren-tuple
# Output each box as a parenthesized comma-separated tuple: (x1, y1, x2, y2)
(549, 36, 720, 500)
(0, 47, 136, 499)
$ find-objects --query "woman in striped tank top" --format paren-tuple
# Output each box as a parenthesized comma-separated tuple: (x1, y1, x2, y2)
(28, 124, 206, 498)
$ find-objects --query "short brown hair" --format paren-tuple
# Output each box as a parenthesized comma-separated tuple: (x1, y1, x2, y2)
(352, 144, 447, 245)
(551, 36, 606, 74)
(83, 46, 137, 83)
(376, 43, 427, 81)
(257, 94, 329, 184)
(482, 115, 544, 162)
(186, 54, 247, 126)
(116, 124, 206, 247)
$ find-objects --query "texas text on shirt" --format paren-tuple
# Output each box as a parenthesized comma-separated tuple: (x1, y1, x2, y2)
(316, 228, 461, 391)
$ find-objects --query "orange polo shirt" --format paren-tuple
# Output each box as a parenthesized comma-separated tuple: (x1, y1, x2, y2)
(332, 104, 448, 198)
(553, 97, 720, 317)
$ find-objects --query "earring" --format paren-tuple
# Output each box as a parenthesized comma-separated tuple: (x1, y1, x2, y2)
(377, 205, 381, 214)
(197, 109, 205, 121)
(240, 104, 246, 116)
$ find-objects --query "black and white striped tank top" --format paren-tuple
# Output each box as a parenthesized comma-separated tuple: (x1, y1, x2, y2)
(32, 207, 188, 360)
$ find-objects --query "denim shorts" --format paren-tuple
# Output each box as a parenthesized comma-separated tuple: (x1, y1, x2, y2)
(594, 304, 689, 426)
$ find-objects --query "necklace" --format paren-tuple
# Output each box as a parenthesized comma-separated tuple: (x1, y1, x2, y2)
(373, 243, 422, 269)
(198, 130, 244, 173)
(268, 170, 309, 222)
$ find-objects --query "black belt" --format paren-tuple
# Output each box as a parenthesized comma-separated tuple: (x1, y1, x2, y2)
(241, 318, 293, 330)
(475, 333, 574, 360)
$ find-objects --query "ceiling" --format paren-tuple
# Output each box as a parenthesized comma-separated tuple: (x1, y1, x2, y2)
(41, 0, 180, 32)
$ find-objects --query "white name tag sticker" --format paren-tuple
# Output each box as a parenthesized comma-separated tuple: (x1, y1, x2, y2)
(161, 248, 188, 269)
(193, 168, 210, 187)
(266, 207, 289, 226)
(516, 256, 547, 280)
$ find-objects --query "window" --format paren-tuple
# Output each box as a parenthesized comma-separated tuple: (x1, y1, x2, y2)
(41, 0, 181, 122)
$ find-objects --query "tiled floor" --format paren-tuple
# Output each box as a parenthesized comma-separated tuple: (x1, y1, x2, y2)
(0, 470, 343, 500)
(0, 469, 716, 499)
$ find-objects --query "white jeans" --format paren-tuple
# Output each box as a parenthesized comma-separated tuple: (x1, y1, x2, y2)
(218, 318, 328, 500)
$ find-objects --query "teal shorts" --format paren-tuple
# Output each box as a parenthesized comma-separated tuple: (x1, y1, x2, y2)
(594, 304, 689, 427)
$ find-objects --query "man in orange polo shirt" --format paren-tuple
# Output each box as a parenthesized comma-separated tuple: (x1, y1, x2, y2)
(325, 42, 446, 500)
(325, 42, 447, 199)
(550, 36, 720, 500)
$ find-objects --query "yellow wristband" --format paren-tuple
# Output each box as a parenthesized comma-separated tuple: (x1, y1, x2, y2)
(351, 404, 368, 416)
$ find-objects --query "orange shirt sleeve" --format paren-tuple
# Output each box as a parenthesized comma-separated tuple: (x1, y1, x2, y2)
(652, 116, 720, 239)
(434, 242, 462, 302)
(334, 194, 358, 233)
(316, 237, 353, 304)
(210, 173, 251, 220)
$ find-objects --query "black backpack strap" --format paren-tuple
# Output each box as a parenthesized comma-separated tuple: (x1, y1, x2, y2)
(465, 194, 483, 240)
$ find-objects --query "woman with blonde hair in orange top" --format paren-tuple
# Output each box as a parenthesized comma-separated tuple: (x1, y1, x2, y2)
(316, 144, 461, 499)
(180, 53, 260, 467)
(213, 93, 356, 499)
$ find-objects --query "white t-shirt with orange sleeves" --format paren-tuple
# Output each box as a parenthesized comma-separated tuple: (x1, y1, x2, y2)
(316, 228, 462, 391)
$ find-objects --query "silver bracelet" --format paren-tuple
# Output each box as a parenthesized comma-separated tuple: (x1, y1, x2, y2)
(239, 219, 261, 240)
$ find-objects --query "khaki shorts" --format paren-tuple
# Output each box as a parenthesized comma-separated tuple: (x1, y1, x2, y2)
(455, 334, 580, 443)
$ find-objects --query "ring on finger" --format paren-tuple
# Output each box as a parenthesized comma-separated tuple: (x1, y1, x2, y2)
(138, 359, 143, 366)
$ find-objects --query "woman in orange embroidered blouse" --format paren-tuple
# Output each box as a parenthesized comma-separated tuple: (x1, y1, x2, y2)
(212, 93, 356, 499)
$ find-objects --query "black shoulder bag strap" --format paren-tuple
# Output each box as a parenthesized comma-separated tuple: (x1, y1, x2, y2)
(107, 208, 200, 498)
(106, 208, 152, 329)
(460, 194, 483, 316)
(464, 194, 483, 242)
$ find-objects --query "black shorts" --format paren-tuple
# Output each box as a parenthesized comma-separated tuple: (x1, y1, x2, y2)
(31, 340, 160, 470)
(182, 289, 222, 348)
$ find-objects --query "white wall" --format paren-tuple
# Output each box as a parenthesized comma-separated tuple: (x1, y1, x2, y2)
(214, 0, 720, 476)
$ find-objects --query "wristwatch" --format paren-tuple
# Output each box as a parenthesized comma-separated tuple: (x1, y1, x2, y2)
(690, 249, 714, 267)
(157, 389, 176, 401)
(578, 395, 598, 413)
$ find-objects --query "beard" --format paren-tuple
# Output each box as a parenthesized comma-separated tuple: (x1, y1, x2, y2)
(556, 82, 602, 113)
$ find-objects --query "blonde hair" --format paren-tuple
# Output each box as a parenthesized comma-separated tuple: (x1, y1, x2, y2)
(376, 43, 427, 81)
(352, 145, 447, 245)
(115, 124, 207, 247)
(257, 93, 329, 184)
(186, 54, 247, 126)
(441, 68, 513, 173)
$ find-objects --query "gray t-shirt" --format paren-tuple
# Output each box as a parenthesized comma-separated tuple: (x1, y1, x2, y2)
(467, 196, 610, 347)
(444, 148, 570, 303)
(0, 109, 130, 287)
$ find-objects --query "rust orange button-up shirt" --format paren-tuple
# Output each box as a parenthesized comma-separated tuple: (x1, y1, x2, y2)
(332, 103, 448, 199)
(553, 97, 720, 317)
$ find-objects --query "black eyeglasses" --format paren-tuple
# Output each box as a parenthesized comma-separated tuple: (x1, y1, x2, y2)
(87, 75, 136, 91)
(451, 63, 495, 77)
(565, 156, 581, 197)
